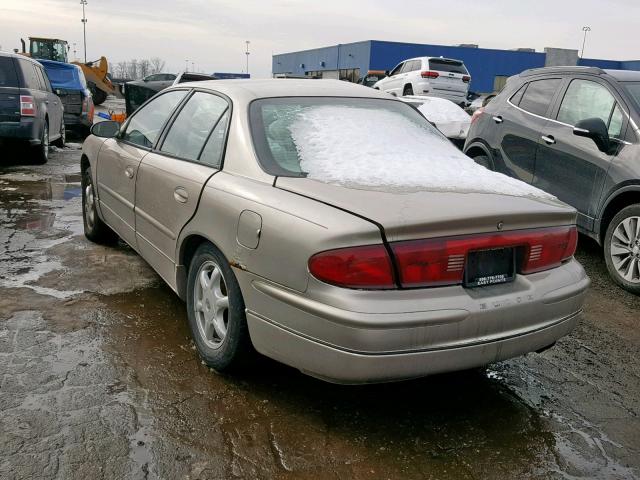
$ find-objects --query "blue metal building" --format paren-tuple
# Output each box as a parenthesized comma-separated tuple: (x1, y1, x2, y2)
(272, 40, 640, 93)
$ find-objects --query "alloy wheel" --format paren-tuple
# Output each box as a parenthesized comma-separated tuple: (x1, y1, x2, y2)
(610, 216, 640, 283)
(84, 179, 96, 230)
(193, 260, 230, 349)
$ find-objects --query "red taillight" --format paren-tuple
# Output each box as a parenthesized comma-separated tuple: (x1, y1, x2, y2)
(470, 107, 484, 125)
(308, 244, 394, 289)
(391, 226, 577, 288)
(20, 95, 36, 116)
(462, 75, 471, 83)
(421, 71, 439, 79)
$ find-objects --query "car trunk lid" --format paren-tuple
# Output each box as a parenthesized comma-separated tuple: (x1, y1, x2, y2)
(275, 177, 576, 242)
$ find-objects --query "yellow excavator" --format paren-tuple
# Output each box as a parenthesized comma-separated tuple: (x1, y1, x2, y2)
(19, 37, 115, 105)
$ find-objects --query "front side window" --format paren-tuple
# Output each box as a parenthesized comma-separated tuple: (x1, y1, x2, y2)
(557, 79, 618, 128)
(390, 63, 404, 76)
(160, 92, 228, 161)
(250, 97, 446, 176)
(518, 78, 561, 117)
(121, 90, 187, 148)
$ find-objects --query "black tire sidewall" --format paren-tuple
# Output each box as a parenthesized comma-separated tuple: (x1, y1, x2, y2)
(81, 166, 117, 244)
(604, 204, 640, 294)
(186, 243, 251, 371)
(473, 154, 493, 170)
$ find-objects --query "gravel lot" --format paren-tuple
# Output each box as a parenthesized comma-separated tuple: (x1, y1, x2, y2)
(1, 142, 639, 479)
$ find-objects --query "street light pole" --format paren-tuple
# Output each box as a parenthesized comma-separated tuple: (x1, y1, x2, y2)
(245, 40, 250, 75)
(80, 0, 88, 63)
(185, 59, 189, 72)
(581, 26, 591, 59)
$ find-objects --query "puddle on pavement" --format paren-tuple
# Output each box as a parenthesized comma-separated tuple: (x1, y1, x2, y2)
(97, 285, 589, 479)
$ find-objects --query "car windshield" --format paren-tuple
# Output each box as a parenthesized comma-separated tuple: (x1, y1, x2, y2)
(622, 82, 640, 109)
(249, 96, 552, 198)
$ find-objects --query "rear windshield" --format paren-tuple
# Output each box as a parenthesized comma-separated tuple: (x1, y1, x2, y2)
(0, 57, 19, 87)
(250, 97, 446, 176)
(623, 82, 640, 109)
(428, 59, 468, 75)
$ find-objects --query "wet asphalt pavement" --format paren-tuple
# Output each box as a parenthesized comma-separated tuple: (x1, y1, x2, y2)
(1, 144, 639, 480)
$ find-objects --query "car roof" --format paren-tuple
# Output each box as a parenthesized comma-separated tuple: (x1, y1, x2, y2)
(604, 69, 640, 82)
(0, 51, 42, 66)
(174, 78, 393, 101)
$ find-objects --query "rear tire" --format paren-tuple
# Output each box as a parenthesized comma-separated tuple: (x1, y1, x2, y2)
(186, 243, 254, 372)
(472, 154, 494, 170)
(82, 166, 119, 244)
(31, 119, 49, 164)
(403, 84, 414, 96)
(604, 204, 640, 295)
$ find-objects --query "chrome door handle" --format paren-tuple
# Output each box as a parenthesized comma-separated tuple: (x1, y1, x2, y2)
(174, 187, 188, 203)
(492, 115, 503, 124)
(124, 166, 134, 179)
(541, 135, 556, 145)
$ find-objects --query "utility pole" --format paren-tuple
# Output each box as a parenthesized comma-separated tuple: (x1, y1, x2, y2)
(581, 26, 591, 59)
(73, 42, 77, 61)
(191, 61, 195, 72)
(80, 0, 88, 63)
(185, 59, 189, 72)
(245, 40, 250, 75)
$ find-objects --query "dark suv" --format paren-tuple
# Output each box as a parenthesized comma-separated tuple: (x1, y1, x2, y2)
(465, 66, 640, 293)
(0, 51, 65, 163)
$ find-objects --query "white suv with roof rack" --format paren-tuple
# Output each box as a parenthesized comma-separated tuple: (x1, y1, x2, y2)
(373, 56, 471, 106)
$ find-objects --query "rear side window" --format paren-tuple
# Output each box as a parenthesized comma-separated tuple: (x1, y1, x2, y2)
(428, 59, 468, 75)
(160, 92, 228, 162)
(35, 66, 52, 92)
(0, 57, 19, 87)
(121, 90, 187, 148)
(518, 78, 561, 117)
(18, 60, 41, 89)
(402, 60, 421, 72)
(199, 110, 230, 168)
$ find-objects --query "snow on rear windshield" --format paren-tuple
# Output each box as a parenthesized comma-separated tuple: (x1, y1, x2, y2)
(254, 99, 553, 198)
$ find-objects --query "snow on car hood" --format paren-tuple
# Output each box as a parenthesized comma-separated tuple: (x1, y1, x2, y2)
(289, 105, 554, 199)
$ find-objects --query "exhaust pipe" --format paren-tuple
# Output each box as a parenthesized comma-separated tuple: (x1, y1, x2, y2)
(21, 38, 26, 53)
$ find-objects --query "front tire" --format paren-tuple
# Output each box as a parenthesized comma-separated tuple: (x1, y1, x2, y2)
(604, 205, 640, 294)
(82, 166, 119, 244)
(52, 121, 65, 148)
(187, 243, 254, 372)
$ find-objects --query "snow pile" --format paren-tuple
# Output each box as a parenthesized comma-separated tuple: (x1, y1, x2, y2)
(416, 97, 470, 124)
(288, 106, 554, 199)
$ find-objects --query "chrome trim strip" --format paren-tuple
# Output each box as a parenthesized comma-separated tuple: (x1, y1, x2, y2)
(135, 206, 177, 240)
(98, 182, 134, 210)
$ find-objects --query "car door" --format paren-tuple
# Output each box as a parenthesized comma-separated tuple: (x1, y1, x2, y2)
(34, 64, 62, 135)
(381, 62, 405, 95)
(134, 90, 230, 285)
(491, 77, 563, 182)
(96, 89, 188, 247)
(534, 77, 628, 231)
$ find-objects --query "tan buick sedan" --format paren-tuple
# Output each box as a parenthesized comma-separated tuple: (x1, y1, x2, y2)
(81, 80, 589, 384)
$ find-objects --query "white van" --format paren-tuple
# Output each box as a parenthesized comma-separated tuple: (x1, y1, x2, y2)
(373, 57, 471, 106)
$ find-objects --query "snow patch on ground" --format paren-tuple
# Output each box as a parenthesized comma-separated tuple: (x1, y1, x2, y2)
(289, 106, 554, 199)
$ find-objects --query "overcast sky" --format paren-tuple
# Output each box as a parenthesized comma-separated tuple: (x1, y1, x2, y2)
(1, 0, 638, 78)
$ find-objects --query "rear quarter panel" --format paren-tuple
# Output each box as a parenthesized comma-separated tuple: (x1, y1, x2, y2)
(176, 172, 383, 294)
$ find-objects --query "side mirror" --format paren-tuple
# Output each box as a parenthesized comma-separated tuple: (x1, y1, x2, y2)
(573, 117, 610, 153)
(91, 120, 120, 138)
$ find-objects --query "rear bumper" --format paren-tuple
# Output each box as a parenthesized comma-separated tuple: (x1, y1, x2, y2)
(247, 309, 580, 384)
(63, 112, 92, 128)
(238, 258, 589, 384)
(0, 118, 40, 144)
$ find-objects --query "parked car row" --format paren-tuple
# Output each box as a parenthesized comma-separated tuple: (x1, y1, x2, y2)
(465, 66, 640, 292)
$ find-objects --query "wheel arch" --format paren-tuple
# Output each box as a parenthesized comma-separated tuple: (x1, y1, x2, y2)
(598, 185, 640, 245)
(176, 233, 227, 300)
(463, 140, 492, 160)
